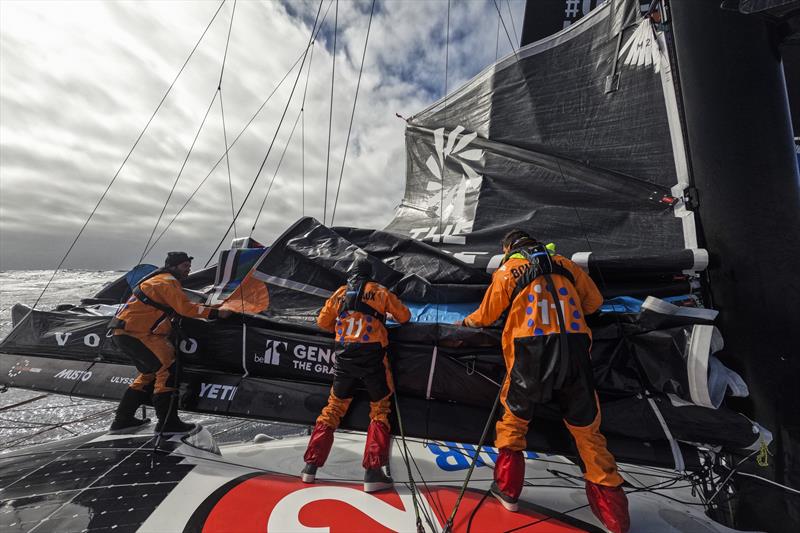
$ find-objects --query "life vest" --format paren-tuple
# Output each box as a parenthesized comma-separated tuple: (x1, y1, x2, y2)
(340, 278, 386, 323)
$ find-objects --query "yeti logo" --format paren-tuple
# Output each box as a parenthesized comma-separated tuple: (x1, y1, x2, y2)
(419, 126, 484, 235)
(255, 339, 287, 365)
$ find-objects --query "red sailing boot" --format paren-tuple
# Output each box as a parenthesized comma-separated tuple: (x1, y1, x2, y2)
(362, 420, 393, 492)
(585, 480, 630, 533)
(301, 422, 335, 483)
(491, 448, 525, 512)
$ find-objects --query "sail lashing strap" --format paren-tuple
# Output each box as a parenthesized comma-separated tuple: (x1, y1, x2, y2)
(646, 393, 685, 472)
(425, 346, 438, 400)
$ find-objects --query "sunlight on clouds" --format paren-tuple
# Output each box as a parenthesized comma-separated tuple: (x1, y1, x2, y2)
(0, 0, 526, 269)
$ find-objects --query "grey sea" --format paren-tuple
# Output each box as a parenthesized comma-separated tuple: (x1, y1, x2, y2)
(0, 270, 304, 451)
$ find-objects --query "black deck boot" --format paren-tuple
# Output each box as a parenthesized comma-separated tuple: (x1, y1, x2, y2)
(153, 392, 196, 434)
(363, 467, 393, 493)
(301, 463, 318, 483)
(109, 388, 151, 432)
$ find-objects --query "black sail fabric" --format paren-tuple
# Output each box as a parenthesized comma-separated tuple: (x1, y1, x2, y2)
(385, 1, 698, 275)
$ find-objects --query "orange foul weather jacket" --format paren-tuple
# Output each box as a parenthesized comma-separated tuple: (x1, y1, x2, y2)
(317, 281, 411, 347)
(465, 253, 623, 487)
(113, 271, 218, 393)
(314, 281, 411, 430)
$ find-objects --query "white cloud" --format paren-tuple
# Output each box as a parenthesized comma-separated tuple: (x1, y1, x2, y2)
(0, 0, 525, 270)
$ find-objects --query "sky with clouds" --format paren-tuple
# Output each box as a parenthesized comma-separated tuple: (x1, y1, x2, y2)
(0, 0, 526, 270)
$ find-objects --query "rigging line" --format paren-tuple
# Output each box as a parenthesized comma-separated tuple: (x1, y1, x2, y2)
(145, 0, 334, 258)
(300, 41, 316, 218)
(137, 88, 220, 265)
(492, 0, 519, 58)
(322, 0, 339, 226)
(250, 106, 303, 234)
(504, 0, 519, 48)
(735, 472, 800, 497)
(330, 0, 376, 226)
(24, 0, 227, 316)
(219, 0, 239, 239)
(442, 370, 505, 533)
(495, 12, 501, 61)
(439, 0, 450, 238)
(203, 0, 326, 267)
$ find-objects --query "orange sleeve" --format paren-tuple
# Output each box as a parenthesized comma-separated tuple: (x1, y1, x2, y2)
(317, 287, 344, 332)
(151, 276, 213, 319)
(464, 267, 514, 328)
(383, 288, 411, 324)
(561, 257, 603, 315)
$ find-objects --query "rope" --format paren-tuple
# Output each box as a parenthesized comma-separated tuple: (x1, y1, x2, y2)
(250, 107, 303, 233)
(330, 0, 376, 226)
(391, 389, 428, 533)
(442, 371, 505, 533)
(137, 88, 220, 265)
(18, 0, 226, 319)
(301, 43, 316, 217)
(322, 0, 339, 226)
(204, 0, 326, 267)
(504, 0, 520, 48)
(219, 0, 239, 239)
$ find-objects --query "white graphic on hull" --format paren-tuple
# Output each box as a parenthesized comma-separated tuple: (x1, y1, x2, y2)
(267, 485, 439, 532)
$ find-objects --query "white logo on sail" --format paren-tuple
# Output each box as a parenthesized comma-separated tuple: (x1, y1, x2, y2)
(618, 18, 664, 73)
(255, 339, 287, 366)
(418, 126, 484, 236)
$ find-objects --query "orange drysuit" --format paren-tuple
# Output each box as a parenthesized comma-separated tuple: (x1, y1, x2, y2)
(304, 280, 410, 469)
(314, 281, 411, 429)
(465, 252, 623, 488)
(112, 271, 218, 394)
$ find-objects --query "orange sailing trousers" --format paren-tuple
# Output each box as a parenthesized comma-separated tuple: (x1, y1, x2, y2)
(113, 332, 176, 394)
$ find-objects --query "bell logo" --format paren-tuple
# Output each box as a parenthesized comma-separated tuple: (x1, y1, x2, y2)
(254, 339, 287, 365)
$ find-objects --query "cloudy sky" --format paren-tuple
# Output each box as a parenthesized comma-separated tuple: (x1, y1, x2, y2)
(0, 0, 525, 270)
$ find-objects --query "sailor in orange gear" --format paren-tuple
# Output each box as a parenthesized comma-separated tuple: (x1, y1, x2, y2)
(301, 257, 411, 493)
(109, 251, 231, 434)
(461, 230, 630, 533)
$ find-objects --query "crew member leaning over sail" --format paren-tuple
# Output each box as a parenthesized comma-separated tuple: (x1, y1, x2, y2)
(460, 230, 630, 533)
(109, 252, 231, 434)
(301, 257, 411, 493)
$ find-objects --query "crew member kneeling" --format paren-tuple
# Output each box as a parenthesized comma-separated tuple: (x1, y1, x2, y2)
(109, 252, 230, 434)
(301, 258, 410, 493)
(461, 230, 630, 533)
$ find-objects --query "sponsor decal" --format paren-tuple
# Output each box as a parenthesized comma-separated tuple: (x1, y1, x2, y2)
(428, 441, 538, 472)
(253, 338, 336, 376)
(53, 332, 102, 347)
(110, 376, 136, 386)
(54, 369, 93, 382)
(189, 472, 592, 532)
(199, 382, 237, 401)
(180, 337, 198, 354)
(7, 359, 43, 379)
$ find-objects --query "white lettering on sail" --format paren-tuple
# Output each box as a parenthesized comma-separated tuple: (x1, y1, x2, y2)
(180, 338, 198, 354)
(199, 382, 237, 401)
(55, 332, 72, 346)
(83, 333, 100, 347)
(267, 486, 430, 532)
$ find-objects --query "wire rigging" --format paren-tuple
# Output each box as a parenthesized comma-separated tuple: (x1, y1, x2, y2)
(505, 0, 520, 48)
(322, 0, 339, 225)
(22, 0, 227, 316)
(219, 0, 239, 240)
(136, 88, 220, 266)
(203, 0, 327, 267)
(301, 43, 316, 217)
(251, 107, 303, 234)
(330, 0, 376, 226)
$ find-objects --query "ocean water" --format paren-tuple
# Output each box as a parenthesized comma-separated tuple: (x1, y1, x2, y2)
(0, 270, 304, 451)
